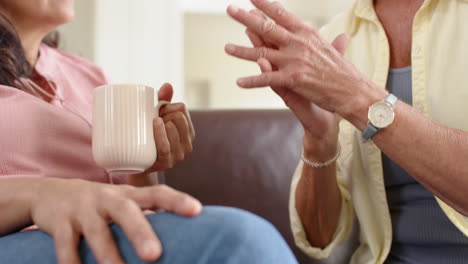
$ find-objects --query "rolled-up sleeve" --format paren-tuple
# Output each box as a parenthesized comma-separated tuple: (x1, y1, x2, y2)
(289, 161, 355, 259)
(436, 198, 468, 237)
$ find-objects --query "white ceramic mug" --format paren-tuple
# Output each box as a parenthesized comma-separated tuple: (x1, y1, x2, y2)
(92, 84, 165, 174)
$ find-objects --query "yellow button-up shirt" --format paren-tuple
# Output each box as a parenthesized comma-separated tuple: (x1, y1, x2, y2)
(289, 0, 468, 263)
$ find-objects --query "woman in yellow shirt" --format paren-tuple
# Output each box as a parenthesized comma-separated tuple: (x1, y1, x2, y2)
(226, 0, 468, 263)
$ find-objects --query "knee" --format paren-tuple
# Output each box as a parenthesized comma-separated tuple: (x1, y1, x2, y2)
(199, 206, 296, 263)
(144, 206, 285, 245)
(200, 206, 285, 246)
(144, 206, 296, 263)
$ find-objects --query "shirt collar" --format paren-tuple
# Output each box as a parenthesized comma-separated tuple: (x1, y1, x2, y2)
(35, 43, 58, 81)
(353, 0, 377, 22)
(353, 0, 445, 22)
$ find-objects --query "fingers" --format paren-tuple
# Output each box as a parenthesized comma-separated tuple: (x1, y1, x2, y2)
(257, 58, 273, 72)
(331, 33, 350, 55)
(250, 0, 305, 32)
(227, 5, 292, 47)
(237, 72, 290, 88)
(225, 44, 285, 65)
(81, 215, 125, 264)
(165, 121, 184, 162)
(107, 200, 162, 262)
(129, 185, 202, 217)
(250, 9, 267, 20)
(158, 83, 174, 102)
(159, 103, 195, 141)
(246, 10, 268, 48)
(162, 112, 192, 155)
(153, 102, 195, 171)
(152, 117, 174, 170)
(54, 223, 81, 264)
(246, 29, 265, 47)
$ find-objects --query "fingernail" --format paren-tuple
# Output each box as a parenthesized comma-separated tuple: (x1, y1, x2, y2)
(237, 78, 246, 87)
(225, 44, 235, 53)
(177, 197, 202, 216)
(142, 240, 160, 259)
(192, 200, 203, 215)
(228, 5, 239, 14)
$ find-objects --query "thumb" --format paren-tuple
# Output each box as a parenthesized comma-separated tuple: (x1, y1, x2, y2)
(331, 33, 350, 55)
(158, 83, 174, 102)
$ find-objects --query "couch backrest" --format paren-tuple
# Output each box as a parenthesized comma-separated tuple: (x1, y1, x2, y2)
(164, 110, 357, 264)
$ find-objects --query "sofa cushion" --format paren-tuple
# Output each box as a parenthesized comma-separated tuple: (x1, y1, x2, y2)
(164, 110, 357, 263)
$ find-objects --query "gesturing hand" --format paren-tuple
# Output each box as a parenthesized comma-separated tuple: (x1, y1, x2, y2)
(31, 178, 202, 264)
(227, 2, 351, 157)
(225, 0, 377, 122)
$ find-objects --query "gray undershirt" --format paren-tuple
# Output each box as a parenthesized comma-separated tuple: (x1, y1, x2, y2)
(383, 66, 468, 264)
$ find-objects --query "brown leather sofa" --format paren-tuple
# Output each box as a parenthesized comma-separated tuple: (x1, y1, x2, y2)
(164, 110, 358, 264)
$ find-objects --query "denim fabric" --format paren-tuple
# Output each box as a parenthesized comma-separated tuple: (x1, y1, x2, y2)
(0, 206, 298, 264)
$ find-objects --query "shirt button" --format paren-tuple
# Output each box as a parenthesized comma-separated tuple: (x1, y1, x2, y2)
(414, 45, 422, 55)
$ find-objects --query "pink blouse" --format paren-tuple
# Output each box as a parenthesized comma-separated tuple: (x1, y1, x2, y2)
(0, 44, 118, 184)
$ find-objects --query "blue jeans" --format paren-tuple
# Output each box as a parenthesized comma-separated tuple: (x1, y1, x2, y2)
(0, 206, 298, 264)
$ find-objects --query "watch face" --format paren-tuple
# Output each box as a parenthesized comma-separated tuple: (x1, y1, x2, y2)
(368, 102, 395, 128)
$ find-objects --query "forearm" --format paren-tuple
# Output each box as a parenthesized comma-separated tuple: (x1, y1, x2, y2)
(0, 178, 39, 235)
(345, 89, 468, 216)
(295, 136, 342, 248)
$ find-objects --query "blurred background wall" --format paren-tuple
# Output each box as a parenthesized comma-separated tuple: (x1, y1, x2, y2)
(60, 0, 353, 108)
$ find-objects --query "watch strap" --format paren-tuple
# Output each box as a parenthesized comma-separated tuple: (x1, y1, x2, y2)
(385, 93, 398, 107)
(362, 123, 379, 141)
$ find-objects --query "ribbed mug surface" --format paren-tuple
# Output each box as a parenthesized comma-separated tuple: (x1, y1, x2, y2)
(92, 84, 157, 174)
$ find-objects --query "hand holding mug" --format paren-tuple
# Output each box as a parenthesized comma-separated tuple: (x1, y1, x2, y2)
(148, 83, 195, 172)
(92, 83, 195, 175)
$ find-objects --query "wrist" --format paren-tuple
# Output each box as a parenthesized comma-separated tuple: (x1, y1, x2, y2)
(303, 131, 339, 163)
(338, 80, 388, 131)
(27, 178, 52, 223)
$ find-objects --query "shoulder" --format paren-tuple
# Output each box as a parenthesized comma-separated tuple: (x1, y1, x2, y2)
(0, 84, 21, 99)
(39, 44, 111, 86)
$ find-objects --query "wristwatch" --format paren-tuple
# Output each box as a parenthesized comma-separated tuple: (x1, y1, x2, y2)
(362, 94, 398, 140)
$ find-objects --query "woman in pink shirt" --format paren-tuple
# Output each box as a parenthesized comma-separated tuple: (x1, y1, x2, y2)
(0, 1, 298, 264)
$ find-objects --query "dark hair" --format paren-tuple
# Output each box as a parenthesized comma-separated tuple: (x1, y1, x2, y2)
(0, 13, 59, 88)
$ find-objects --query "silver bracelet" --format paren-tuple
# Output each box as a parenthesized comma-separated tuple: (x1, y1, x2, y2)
(301, 143, 341, 168)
